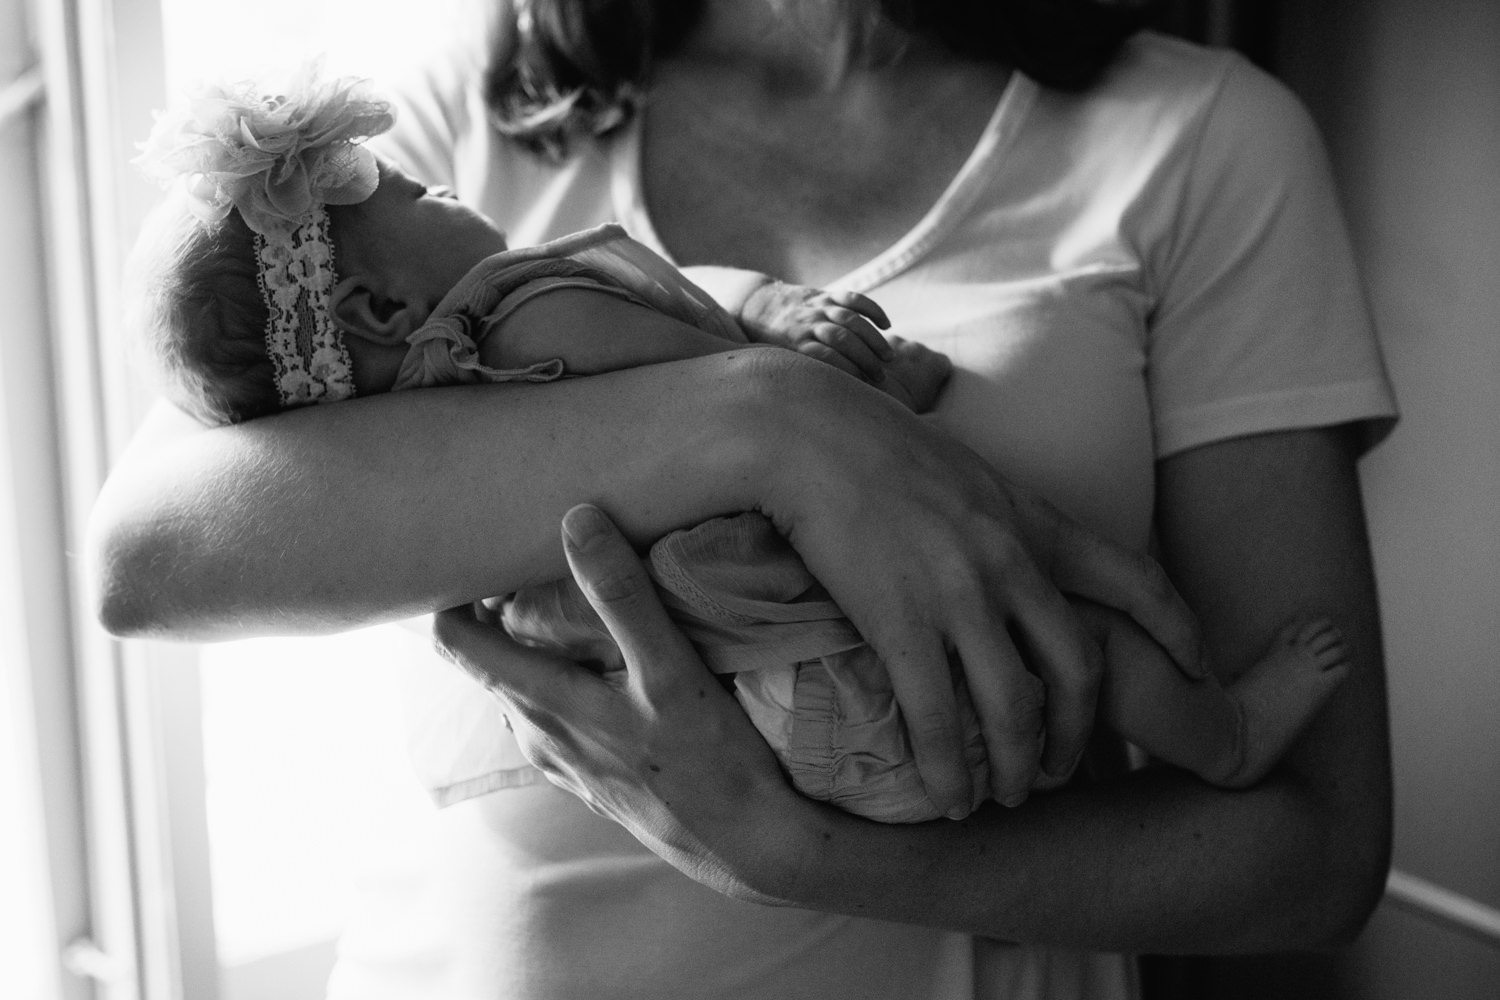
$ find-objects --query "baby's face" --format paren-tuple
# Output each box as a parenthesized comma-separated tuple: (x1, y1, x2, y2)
(333, 158, 509, 312)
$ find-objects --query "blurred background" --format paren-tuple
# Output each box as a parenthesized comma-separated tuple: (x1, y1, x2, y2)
(2, 1, 1496, 998)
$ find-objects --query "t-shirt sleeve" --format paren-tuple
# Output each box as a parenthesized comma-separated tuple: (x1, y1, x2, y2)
(1145, 56, 1397, 458)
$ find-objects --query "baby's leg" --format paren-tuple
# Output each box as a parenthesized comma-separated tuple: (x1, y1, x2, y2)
(1089, 607, 1350, 788)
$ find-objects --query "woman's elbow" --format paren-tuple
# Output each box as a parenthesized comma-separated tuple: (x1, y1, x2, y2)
(84, 504, 185, 639)
(1318, 834, 1391, 949)
(1298, 778, 1393, 950)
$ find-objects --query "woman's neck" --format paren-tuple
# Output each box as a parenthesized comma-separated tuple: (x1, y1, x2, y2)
(643, 35, 1010, 284)
(680, 0, 908, 93)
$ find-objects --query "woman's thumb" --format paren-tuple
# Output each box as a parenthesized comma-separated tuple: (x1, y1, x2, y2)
(560, 504, 701, 692)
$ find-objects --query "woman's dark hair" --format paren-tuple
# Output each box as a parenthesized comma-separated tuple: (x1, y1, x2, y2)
(484, 0, 1153, 159)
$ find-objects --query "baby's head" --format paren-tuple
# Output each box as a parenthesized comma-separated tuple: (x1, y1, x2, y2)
(130, 72, 506, 424)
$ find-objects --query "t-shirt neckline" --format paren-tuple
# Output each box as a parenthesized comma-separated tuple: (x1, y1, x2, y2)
(610, 72, 1038, 292)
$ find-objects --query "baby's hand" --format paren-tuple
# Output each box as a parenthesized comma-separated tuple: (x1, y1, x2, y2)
(738, 282, 896, 383)
(880, 336, 953, 414)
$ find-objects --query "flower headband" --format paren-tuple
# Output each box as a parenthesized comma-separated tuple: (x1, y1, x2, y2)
(137, 69, 396, 408)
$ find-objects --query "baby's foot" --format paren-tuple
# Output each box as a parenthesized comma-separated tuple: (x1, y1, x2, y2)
(879, 336, 953, 413)
(1214, 617, 1350, 788)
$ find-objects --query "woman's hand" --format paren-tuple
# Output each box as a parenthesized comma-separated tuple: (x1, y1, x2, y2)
(437, 432, 1386, 953)
(753, 353, 1205, 816)
(433, 504, 804, 903)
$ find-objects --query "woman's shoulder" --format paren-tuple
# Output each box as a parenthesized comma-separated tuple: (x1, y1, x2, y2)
(1093, 31, 1318, 149)
(1019, 31, 1324, 193)
(1104, 31, 1259, 101)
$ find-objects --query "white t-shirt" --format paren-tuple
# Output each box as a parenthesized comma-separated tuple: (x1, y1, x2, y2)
(335, 31, 1396, 1000)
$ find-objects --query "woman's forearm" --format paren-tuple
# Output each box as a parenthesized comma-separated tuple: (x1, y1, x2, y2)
(87, 350, 791, 640)
(757, 753, 1381, 952)
(736, 602, 1387, 951)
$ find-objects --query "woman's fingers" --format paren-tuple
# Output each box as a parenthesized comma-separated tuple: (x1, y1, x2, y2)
(560, 503, 700, 700)
(940, 552, 1100, 804)
(998, 573, 1104, 784)
(945, 619, 1043, 806)
(880, 629, 974, 818)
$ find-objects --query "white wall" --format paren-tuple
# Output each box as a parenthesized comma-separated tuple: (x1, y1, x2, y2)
(1198, 1, 1500, 995)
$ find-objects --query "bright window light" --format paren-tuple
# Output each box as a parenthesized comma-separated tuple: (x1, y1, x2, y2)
(198, 627, 438, 969)
(161, 0, 474, 87)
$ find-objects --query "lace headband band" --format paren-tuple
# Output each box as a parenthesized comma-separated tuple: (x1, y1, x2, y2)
(256, 206, 355, 406)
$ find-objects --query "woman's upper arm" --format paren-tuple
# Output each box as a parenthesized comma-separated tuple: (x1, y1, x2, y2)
(1140, 60, 1394, 935)
(1156, 424, 1393, 930)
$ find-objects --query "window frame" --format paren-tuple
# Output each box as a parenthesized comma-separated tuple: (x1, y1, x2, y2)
(8, 0, 220, 998)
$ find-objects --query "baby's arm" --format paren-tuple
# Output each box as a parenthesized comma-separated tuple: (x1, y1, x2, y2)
(482, 285, 764, 375)
(487, 275, 952, 412)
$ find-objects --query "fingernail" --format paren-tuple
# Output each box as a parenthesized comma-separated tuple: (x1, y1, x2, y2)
(946, 804, 969, 820)
(1068, 747, 1086, 777)
(1002, 791, 1028, 808)
(1043, 749, 1085, 785)
(562, 504, 609, 549)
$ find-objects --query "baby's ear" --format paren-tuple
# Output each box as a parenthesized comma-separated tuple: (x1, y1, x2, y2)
(329, 276, 427, 346)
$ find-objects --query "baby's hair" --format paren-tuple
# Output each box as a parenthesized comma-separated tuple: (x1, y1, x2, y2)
(132, 71, 392, 422)
(126, 191, 280, 425)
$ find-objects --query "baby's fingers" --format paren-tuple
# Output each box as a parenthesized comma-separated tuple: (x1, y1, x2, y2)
(821, 302, 894, 363)
(827, 290, 892, 334)
(826, 304, 895, 360)
(796, 340, 865, 381)
(812, 319, 889, 381)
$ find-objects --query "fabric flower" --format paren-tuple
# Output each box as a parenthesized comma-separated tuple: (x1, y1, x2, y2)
(135, 65, 396, 235)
